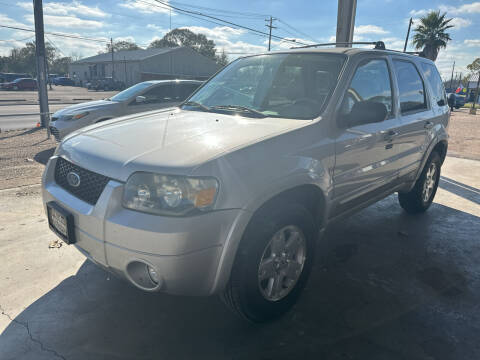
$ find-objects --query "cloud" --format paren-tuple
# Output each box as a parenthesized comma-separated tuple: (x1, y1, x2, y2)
(439, 2, 480, 15)
(179, 26, 265, 55)
(355, 25, 388, 35)
(450, 17, 472, 29)
(146, 24, 168, 35)
(120, 0, 171, 14)
(0, 13, 30, 28)
(24, 13, 104, 29)
(464, 39, 480, 47)
(409, 8, 432, 17)
(16, 1, 109, 18)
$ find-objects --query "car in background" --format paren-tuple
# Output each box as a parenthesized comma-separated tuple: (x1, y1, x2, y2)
(53, 77, 75, 86)
(0, 72, 31, 84)
(1, 78, 37, 90)
(49, 79, 202, 141)
(88, 77, 125, 91)
(454, 94, 466, 109)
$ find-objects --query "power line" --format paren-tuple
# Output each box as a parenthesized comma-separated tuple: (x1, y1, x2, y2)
(276, 19, 318, 43)
(0, 24, 108, 43)
(141, 0, 307, 46)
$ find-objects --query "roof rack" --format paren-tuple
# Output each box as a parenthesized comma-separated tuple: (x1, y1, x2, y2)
(291, 41, 386, 50)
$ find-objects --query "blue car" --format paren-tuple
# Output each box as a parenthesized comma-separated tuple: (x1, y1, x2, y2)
(54, 77, 75, 86)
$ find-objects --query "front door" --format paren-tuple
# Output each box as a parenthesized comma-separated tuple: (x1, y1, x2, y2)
(332, 57, 402, 217)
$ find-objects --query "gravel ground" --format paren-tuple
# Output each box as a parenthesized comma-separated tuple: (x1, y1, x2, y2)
(0, 109, 478, 191)
(0, 128, 56, 190)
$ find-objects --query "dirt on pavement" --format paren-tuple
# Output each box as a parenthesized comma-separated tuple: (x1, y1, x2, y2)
(448, 108, 480, 161)
(0, 128, 56, 190)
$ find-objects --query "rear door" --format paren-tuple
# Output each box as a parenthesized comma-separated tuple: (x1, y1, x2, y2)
(332, 56, 402, 216)
(390, 58, 432, 179)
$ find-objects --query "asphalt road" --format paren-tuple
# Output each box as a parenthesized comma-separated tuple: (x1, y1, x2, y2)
(1, 156, 479, 360)
(0, 104, 67, 130)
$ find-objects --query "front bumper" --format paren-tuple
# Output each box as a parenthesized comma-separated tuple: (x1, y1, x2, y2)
(42, 156, 250, 296)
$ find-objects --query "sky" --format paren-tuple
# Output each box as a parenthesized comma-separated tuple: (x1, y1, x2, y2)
(0, 0, 479, 80)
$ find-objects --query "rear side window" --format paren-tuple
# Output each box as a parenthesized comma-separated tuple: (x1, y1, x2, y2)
(421, 62, 446, 106)
(393, 60, 427, 114)
(340, 58, 393, 116)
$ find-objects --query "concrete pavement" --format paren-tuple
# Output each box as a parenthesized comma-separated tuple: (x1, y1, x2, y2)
(0, 104, 67, 130)
(0, 156, 479, 359)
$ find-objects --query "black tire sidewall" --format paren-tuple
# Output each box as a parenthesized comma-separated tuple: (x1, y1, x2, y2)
(420, 152, 441, 208)
(232, 204, 316, 321)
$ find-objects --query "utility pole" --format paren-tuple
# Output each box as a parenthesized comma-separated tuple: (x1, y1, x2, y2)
(33, 0, 50, 134)
(403, 17, 413, 52)
(336, 0, 357, 47)
(449, 61, 455, 91)
(470, 72, 480, 115)
(110, 37, 115, 80)
(265, 16, 276, 51)
(170, 8, 172, 30)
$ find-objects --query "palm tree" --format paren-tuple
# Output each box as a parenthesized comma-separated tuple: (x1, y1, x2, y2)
(412, 11, 453, 61)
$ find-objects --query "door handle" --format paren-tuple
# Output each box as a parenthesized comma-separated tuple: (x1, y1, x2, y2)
(384, 130, 399, 141)
(424, 121, 434, 129)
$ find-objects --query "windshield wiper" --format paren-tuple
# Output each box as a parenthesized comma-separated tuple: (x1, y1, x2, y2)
(182, 101, 211, 112)
(211, 105, 267, 118)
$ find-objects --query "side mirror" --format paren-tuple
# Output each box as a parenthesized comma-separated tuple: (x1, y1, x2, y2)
(136, 95, 146, 104)
(341, 101, 388, 128)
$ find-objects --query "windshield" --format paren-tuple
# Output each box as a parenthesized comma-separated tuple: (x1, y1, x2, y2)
(184, 53, 345, 119)
(109, 82, 152, 102)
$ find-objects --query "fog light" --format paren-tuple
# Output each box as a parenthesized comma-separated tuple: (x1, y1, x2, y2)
(146, 265, 160, 284)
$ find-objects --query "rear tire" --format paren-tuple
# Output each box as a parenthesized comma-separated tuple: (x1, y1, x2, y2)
(398, 151, 441, 213)
(221, 203, 316, 322)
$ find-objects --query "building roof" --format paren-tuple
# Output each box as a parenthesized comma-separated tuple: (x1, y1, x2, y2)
(72, 47, 182, 64)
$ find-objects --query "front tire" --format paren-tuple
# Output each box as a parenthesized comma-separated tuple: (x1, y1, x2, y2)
(221, 203, 316, 322)
(398, 151, 441, 213)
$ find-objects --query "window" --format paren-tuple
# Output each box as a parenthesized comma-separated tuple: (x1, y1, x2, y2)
(421, 62, 446, 106)
(139, 84, 173, 104)
(340, 58, 393, 117)
(393, 60, 427, 113)
(175, 83, 201, 101)
(186, 53, 345, 120)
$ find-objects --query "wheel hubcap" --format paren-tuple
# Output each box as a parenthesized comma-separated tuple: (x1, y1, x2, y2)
(422, 162, 437, 203)
(257, 225, 306, 302)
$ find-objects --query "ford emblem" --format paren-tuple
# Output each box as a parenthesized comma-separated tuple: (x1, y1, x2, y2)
(66, 171, 81, 188)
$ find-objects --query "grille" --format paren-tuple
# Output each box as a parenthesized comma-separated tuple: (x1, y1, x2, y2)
(54, 157, 110, 205)
(49, 126, 60, 141)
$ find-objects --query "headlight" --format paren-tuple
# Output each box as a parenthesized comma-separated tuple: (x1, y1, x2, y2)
(63, 112, 89, 121)
(123, 172, 219, 216)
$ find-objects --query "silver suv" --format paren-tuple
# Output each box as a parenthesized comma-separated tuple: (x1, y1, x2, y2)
(42, 47, 449, 322)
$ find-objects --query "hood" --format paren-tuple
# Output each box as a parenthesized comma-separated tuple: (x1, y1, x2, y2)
(53, 100, 116, 116)
(58, 109, 310, 181)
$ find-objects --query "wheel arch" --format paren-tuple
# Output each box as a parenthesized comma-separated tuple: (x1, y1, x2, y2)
(210, 183, 327, 295)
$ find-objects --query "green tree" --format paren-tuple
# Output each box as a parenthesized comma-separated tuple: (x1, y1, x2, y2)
(148, 28, 217, 62)
(215, 50, 229, 67)
(467, 58, 480, 72)
(51, 56, 73, 75)
(412, 11, 453, 61)
(104, 40, 141, 53)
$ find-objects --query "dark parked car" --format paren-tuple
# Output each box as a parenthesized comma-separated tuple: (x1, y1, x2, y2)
(0, 72, 31, 84)
(454, 94, 466, 109)
(53, 77, 75, 86)
(1, 78, 37, 90)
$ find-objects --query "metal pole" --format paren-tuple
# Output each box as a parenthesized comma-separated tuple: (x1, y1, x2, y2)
(449, 61, 455, 91)
(265, 16, 276, 51)
(124, 56, 127, 86)
(336, 0, 357, 47)
(110, 38, 115, 80)
(33, 0, 50, 135)
(403, 18, 413, 52)
(469, 72, 480, 115)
